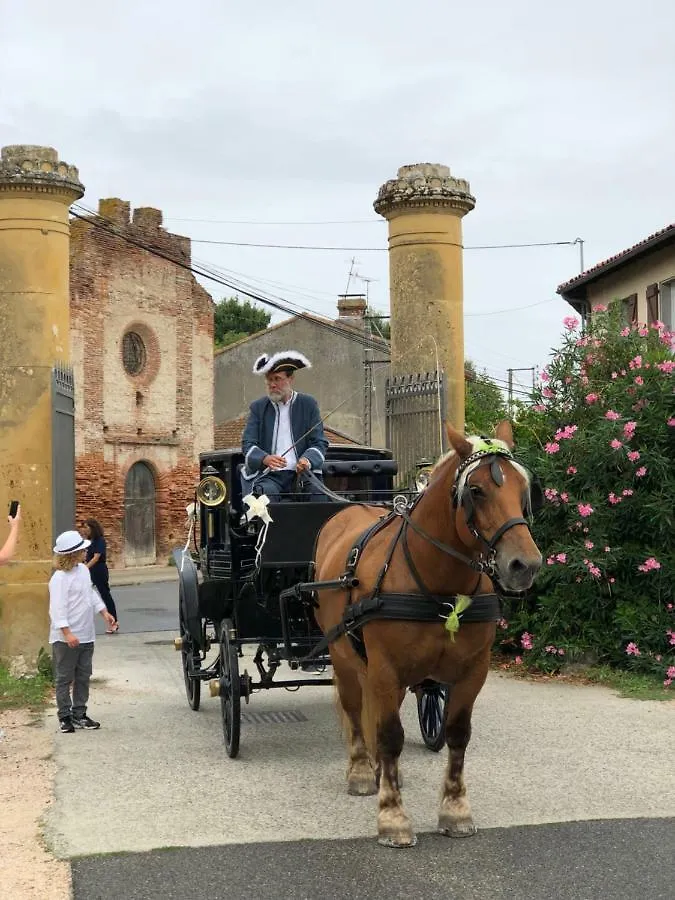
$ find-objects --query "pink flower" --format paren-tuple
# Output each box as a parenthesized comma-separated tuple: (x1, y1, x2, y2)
(546, 556, 555, 566)
(604, 546, 611, 552)
(592, 304, 608, 312)
(545, 442, 560, 454)
(533, 404, 546, 412)
(540, 369, 549, 381)
(622, 489, 633, 497)
(628, 355, 642, 370)
(584, 540, 594, 549)
(667, 666, 675, 680)
(556, 552, 567, 564)
(634, 376, 644, 386)
(585, 393, 599, 404)
(609, 577, 615, 584)
(560, 492, 568, 502)
(521, 632, 533, 650)
(638, 327, 649, 337)
(588, 565, 601, 578)
(635, 466, 647, 477)
(545, 645, 557, 654)
(557, 648, 565, 656)
(555, 425, 578, 441)
(627, 450, 640, 462)
(564, 376, 573, 384)
(608, 493, 621, 505)
(604, 410, 620, 420)
(625, 642, 640, 656)
(651, 320, 665, 330)
(611, 372, 618, 380)
(610, 439, 623, 450)
(620, 327, 630, 337)
(668, 631, 675, 647)
(563, 315, 579, 330)
(577, 503, 594, 518)
(567, 465, 577, 475)
(657, 360, 675, 374)
(623, 421, 637, 439)
(638, 557, 661, 573)
(514, 656, 523, 665)
(664, 679, 672, 688)
(498, 618, 508, 630)
(667, 418, 675, 427)
(542, 387, 554, 399)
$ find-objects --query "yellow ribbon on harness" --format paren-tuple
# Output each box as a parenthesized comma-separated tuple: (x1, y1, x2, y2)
(444, 594, 473, 640)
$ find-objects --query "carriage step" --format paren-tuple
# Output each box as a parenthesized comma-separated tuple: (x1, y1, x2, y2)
(240, 710, 308, 725)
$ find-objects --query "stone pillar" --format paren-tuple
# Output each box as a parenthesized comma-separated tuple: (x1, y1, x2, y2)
(374, 163, 475, 430)
(0, 145, 84, 669)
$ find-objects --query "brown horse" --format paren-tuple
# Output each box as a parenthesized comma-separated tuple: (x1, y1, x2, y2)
(313, 420, 542, 847)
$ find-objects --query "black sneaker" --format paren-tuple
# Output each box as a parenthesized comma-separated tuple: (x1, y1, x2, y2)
(72, 715, 101, 730)
(59, 717, 75, 734)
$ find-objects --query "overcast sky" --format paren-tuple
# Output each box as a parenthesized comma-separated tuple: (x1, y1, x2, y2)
(2, 0, 674, 395)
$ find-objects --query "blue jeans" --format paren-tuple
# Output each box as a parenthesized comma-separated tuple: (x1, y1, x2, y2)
(240, 469, 327, 501)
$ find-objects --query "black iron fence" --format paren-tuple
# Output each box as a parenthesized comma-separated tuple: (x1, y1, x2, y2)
(52, 364, 75, 543)
(385, 370, 447, 488)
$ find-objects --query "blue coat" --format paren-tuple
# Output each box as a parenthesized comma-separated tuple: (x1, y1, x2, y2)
(241, 391, 328, 480)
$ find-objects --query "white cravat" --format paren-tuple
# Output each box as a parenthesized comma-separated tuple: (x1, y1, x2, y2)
(274, 396, 297, 470)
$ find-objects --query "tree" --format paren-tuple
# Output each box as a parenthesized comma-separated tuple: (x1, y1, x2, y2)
(501, 305, 674, 684)
(214, 296, 271, 348)
(464, 361, 508, 435)
(365, 307, 391, 341)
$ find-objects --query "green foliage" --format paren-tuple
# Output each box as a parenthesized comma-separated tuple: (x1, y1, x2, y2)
(214, 296, 271, 348)
(500, 305, 674, 689)
(0, 662, 52, 710)
(365, 307, 391, 340)
(465, 361, 508, 435)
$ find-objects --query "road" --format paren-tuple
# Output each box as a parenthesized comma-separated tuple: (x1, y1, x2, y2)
(52, 582, 675, 900)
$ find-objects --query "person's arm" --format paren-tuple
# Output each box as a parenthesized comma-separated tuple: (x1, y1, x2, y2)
(0, 505, 21, 565)
(298, 399, 328, 471)
(241, 402, 270, 474)
(84, 538, 102, 570)
(85, 565, 116, 627)
(50, 573, 79, 648)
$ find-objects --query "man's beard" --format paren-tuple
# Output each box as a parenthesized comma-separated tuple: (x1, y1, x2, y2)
(268, 387, 285, 402)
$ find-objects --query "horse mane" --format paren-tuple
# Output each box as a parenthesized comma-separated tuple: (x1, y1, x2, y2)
(429, 435, 531, 504)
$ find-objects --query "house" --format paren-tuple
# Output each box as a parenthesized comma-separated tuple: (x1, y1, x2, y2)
(70, 198, 214, 567)
(557, 224, 675, 329)
(213, 294, 389, 449)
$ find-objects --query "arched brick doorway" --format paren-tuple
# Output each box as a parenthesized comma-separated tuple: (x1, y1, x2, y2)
(124, 461, 156, 566)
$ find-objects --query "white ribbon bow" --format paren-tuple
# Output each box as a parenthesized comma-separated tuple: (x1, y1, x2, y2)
(243, 493, 274, 525)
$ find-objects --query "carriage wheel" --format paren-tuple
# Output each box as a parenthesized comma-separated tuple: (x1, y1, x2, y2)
(416, 681, 450, 752)
(219, 618, 241, 758)
(179, 602, 201, 711)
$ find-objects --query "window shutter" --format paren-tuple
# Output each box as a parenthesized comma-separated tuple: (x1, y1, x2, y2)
(621, 293, 638, 324)
(646, 283, 659, 324)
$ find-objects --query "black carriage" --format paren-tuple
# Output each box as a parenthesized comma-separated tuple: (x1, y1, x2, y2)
(175, 443, 449, 757)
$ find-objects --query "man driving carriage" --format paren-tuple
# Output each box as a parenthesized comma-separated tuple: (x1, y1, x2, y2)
(240, 350, 328, 501)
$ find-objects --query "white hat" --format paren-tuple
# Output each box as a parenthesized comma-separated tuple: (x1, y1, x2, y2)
(53, 530, 91, 554)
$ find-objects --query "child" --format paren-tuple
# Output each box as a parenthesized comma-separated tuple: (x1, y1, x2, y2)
(82, 518, 119, 633)
(49, 529, 117, 733)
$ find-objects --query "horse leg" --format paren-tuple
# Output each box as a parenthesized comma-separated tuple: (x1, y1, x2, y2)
(333, 659, 377, 796)
(437, 667, 487, 838)
(363, 670, 415, 848)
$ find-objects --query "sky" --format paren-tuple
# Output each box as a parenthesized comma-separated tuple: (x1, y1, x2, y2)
(2, 0, 674, 397)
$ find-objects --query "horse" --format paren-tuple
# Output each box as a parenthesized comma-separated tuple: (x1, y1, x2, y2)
(312, 420, 542, 848)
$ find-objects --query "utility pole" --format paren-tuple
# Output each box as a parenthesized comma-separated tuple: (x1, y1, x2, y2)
(574, 237, 585, 273)
(507, 366, 536, 414)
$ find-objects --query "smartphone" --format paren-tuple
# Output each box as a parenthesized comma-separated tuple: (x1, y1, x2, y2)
(8, 501, 19, 519)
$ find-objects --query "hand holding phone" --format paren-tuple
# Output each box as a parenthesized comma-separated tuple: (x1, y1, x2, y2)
(8, 501, 20, 523)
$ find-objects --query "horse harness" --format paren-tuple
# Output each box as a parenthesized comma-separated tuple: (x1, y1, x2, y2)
(299, 443, 540, 663)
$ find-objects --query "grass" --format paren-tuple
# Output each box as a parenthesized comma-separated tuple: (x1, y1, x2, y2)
(0, 664, 52, 711)
(492, 653, 672, 701)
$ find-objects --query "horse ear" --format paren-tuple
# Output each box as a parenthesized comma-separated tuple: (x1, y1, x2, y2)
(494, 419, 515, 449)
(445, 422, 473, 460)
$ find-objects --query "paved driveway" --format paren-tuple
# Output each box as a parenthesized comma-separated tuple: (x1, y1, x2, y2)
(48, 583, 675, 899)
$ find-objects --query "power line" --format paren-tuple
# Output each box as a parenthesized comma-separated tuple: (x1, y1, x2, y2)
(163, 217, 382, 226)
(187, 237, 581, 253)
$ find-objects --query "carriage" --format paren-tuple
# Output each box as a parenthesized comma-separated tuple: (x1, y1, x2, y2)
(174, 443, 449, 757)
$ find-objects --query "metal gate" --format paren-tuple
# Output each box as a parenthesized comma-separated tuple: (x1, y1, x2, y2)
(124, 461, 156, 565)
(385, 371, 447, 488)
(52, 365, 75, 543)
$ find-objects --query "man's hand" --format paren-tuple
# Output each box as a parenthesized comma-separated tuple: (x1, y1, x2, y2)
(263, 454, 287, 470)
(295, 457, 311, 473)
(62, 628, 80, 649)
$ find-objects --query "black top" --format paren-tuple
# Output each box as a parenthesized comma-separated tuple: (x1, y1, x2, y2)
(86, 536, 108, 582)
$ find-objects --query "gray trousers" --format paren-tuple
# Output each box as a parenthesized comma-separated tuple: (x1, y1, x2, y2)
(52, 641, 95, 720)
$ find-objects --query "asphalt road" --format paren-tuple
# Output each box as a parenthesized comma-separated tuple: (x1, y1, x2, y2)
(62, 582, 675, 900)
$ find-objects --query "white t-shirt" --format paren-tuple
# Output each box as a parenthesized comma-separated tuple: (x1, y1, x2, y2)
(49, 563, 106, 644)
(274, 396, 298, 470)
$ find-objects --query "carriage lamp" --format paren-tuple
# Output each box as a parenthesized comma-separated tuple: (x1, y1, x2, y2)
(197, 466, 227, 507)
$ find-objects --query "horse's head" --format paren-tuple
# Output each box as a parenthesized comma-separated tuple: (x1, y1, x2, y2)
(442, 420, 543, 593)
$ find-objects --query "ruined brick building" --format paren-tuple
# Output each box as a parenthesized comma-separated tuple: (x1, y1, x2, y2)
(70, 199, 214, 567)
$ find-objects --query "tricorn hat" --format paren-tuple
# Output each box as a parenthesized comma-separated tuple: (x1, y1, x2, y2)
(253, 350, 312, 376)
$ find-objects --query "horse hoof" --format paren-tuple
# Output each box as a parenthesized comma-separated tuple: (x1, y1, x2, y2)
(377, 833, 417, 849)
(347, 777, 377, 796)
(438, 819, 477, 838)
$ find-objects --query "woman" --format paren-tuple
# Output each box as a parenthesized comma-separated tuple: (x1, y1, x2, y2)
(82, 518, 119, 633)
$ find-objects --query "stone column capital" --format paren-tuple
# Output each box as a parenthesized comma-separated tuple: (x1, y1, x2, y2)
(374, 163, 475, 219)
(0, 145, 84, 202)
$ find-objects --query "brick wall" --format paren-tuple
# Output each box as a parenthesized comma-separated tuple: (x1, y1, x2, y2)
(70, 199, 214, 567)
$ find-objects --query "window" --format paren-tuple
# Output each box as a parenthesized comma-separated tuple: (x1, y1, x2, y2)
(620, 294, 638, 325)
(122, 331, 147, 376)
(659, 280, 674, 331)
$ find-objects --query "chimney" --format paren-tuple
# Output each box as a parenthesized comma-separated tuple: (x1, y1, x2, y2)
(336, 293, 367, 327)
(98, 198, 130, 227)
(132, 206, 163, 231)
